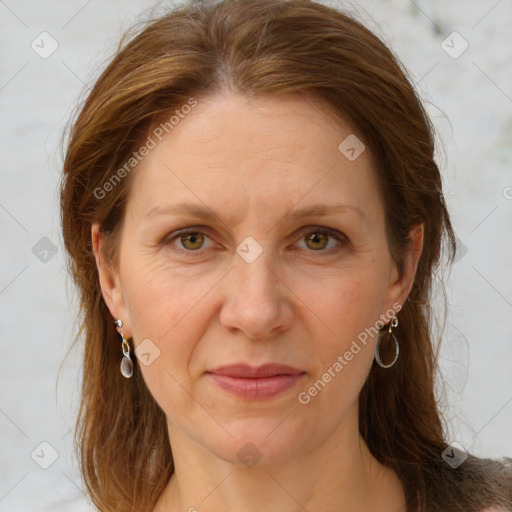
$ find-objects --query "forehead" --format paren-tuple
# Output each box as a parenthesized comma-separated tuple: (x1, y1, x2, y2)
(126, 91, 382, 226)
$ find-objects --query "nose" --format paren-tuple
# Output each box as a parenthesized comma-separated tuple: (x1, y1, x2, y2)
(219, 249, 294, 340)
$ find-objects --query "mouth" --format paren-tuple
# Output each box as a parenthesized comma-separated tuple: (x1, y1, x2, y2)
(206, 363, 306, 400)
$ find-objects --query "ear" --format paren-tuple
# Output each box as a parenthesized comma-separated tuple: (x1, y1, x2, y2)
(385, 223, 424, 312)
(91, 223, 132, 337)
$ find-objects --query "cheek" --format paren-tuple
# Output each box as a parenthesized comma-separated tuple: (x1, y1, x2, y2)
(293, 280, 383, 419)
(119, 258, 224, 409)
(122, 251, 220, 337)
(310, 265, 387, 343)
(122, 287, 197, 419)
(301, 267, 385, 385)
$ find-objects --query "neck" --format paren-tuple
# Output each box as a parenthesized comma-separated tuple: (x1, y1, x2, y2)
(154, 409, 406, 512)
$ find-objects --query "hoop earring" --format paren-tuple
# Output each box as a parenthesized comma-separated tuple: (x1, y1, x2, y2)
(375, 315, 399, 369)
(115, 319, 134, 379)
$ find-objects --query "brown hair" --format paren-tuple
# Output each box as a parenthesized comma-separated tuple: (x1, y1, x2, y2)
(60, 0, 512, 511)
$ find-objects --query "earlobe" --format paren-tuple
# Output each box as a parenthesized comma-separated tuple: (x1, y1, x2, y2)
(91, 223, 127, 329)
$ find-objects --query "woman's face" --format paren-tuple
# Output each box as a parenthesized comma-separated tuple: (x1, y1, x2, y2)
(94, 91, 421, 466)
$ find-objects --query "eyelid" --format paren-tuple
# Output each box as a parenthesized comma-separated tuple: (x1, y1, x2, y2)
(163, 225, 348, 254)
(298, 225, 347, 240)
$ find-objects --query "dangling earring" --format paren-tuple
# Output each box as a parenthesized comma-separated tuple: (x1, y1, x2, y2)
(375, 315, 399, 368)
(115, 319, 133, 379)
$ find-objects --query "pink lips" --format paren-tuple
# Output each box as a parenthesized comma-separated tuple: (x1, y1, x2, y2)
(207, 364, 306, 399)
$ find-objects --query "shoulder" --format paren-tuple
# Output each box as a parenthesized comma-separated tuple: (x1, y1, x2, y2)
(422, 454, 512, 511)
(478, 455, 512, 483)
(463, 455, 512, 511)
(461, 454, 512, 480)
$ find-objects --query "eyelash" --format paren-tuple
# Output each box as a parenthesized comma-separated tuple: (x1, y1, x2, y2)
(163, 226, 348, 256)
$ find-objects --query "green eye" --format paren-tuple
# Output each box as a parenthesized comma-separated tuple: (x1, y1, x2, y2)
(179, 232, 205, 250)
(304, 231, 329, 250)
(298, 227, 347, 253)
(165, 226, 347, 256)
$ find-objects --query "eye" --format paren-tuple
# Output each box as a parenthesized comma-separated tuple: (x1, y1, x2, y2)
(296, 227, 347, 253)
(165, 229, 215, 253)
(163, 226, 348, 255)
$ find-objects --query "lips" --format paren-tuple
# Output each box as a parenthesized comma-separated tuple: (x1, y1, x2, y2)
(208, 363, 304, 378)
(206, 364, 306, 399)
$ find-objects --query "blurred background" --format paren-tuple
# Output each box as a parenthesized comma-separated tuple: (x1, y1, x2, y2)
(1, 0, 511, 510)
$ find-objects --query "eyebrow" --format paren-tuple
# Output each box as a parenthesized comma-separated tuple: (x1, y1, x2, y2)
(144, 202, 366, 223)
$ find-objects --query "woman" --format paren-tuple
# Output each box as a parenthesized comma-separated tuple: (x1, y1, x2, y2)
(60, 0, 512, 510)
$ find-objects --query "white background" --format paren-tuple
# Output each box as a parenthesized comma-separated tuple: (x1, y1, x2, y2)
(1, 0, 511, 510)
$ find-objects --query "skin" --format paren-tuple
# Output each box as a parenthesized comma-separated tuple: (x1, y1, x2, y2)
(92, 90, 423, 512)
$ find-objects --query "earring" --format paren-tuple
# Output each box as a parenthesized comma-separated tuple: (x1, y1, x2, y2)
(375, 315, 399, 368)
(115, 319, 133, 378)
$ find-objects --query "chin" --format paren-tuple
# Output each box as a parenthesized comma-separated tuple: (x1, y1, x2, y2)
(203, 417, 312, 468)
